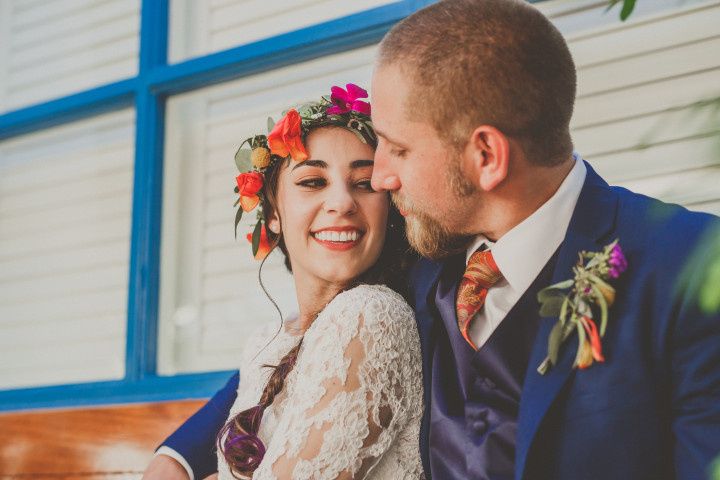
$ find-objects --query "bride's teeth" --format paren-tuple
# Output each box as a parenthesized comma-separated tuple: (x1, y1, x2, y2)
(314, 230, 360, 242)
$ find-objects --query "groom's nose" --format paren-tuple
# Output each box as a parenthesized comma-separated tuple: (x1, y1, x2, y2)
(372, 144, 401, 192)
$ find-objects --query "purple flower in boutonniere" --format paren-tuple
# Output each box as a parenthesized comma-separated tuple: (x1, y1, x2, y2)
(536, 239, 627, 374)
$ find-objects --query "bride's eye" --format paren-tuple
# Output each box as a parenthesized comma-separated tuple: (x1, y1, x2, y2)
(296, 177, 326, 189)
(355, 179, 375, 192)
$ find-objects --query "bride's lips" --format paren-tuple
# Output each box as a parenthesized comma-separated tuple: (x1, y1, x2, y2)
(311, 226, 365, 251)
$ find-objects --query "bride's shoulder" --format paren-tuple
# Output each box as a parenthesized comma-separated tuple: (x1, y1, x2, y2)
(323, 284, 415, 329)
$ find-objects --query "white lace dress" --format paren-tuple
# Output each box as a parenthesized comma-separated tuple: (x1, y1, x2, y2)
(217, 284, 424, 480)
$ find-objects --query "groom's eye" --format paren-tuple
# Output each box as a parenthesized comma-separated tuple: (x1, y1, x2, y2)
(391, 148, 407, 158)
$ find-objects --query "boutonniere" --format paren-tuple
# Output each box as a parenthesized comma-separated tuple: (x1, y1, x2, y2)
(537, 239, 628, 374)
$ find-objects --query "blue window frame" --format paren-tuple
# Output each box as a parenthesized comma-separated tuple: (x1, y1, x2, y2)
(0, 0, 441, 412)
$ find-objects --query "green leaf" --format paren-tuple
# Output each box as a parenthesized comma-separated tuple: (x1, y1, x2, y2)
(559, 296, 570, 325)
(251, 219, 263, 257)
(591, 284, 610, 337)
(620, 0, 637, 21)
(267, 117, 276, 133)
(699, 255, 720, 314)
(538, 286, 565, 303)
(234, 207, 244, 239)
(234, 185, 239, 194)
(234, 148, 252, 172)
(573, 320, 587, 367)
(540, 294, 565, 317)
(547, 321, 564, 366)
(544, 279, 574, 292)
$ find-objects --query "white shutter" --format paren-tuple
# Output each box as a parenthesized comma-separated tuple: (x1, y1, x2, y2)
(541, 0, 720, 216)
(168, 0, 396, 63)
(0, 109, 134, 389)
(0, 0, 140, 114)
(158, 45, 376, 374)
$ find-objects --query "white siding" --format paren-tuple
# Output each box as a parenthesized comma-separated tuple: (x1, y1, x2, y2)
(168, 0, 397, 63)
(540, 0, 720, 215)
(0, 109, 134, 389)
(159, 46, 376, 374)
(0, 0, 140, 114)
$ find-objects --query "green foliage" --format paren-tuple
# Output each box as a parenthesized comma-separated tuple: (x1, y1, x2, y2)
(606, 0, 637, 21)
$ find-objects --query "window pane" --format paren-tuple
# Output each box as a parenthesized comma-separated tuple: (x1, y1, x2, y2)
(0, 109, 135, 389)
(0, 0, 140, 114)
(159, 45, 376, 374)
(168, 0, 395, 63)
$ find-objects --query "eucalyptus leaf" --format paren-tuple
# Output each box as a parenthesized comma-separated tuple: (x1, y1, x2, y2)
(234, 207, 243, 239)
(592, 284, 609, 337)
(251, 220, 262, 257)
(559, 296, 570, 325)
(538, 287, 566, 303)
(540, 295, 565, 317)
(547, 321, 564, 366)
(267, 117, 275, 133)
(544, 279, 574, 291)
(573, 321, 587, 367)
(234, 148, 252, 172)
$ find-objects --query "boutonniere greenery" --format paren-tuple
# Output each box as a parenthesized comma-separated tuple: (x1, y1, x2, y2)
(537, 239, 628, 374)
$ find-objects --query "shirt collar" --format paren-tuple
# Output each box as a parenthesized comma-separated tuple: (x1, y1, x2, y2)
(465, 154, 587, 295)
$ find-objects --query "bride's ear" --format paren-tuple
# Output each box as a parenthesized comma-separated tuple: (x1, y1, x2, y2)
(267, 214, 281, 234)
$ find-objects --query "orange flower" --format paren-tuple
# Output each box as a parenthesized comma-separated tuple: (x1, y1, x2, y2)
(582, 316, 605, 363)
(267, 109, 308, 162)
(577, 340, 594, 369)
(246, 224, 272, 260)
(236, 172, 264, 212)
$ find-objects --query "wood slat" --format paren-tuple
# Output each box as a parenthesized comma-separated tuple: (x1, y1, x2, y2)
(0, 400, 205, 478)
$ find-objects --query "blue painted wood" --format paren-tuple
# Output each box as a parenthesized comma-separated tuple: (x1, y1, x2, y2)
(0, 79, 136, 141)
(147, 2, 415, 95)
(0, 371, 237, 412)
(125, 0, 170, 383)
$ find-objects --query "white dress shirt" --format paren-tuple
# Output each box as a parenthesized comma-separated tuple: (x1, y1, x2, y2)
(464, 154, 587, 349)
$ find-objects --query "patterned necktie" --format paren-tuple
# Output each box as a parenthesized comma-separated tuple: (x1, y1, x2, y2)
(456, 249, 503, 350)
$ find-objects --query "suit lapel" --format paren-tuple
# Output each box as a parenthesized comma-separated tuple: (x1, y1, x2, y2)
(410, 257, 444, 477)
(515, 163, 618, 480)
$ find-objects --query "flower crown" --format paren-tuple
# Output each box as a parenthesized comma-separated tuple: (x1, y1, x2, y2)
(233, 84, 376, 260)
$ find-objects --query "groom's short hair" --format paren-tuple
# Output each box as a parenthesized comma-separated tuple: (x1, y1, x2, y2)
(378, 0, 576, 166)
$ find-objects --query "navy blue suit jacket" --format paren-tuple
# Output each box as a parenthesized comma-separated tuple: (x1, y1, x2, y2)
(163, 162, 720, 479)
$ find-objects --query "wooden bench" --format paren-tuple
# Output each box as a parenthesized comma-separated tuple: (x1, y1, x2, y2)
(0, 400, 204, 479)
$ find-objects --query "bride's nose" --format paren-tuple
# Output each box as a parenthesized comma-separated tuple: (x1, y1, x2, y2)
(323, 184, 357, 215)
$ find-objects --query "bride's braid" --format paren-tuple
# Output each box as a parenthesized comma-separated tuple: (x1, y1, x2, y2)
(218, 339, 303, 479)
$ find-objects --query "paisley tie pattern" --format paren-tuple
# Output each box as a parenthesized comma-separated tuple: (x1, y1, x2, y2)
(456, 249, 503, 350)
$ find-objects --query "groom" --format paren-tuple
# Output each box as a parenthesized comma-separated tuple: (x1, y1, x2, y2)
(147, 0, 720, 479)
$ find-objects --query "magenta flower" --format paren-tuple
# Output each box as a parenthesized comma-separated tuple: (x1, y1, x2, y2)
(327, 83, 371, 115)
(608, 244, 628, 278)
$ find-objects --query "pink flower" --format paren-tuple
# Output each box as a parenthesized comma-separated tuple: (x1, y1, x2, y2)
(327, 83, 371, 116)
(608, 244, 628, 278)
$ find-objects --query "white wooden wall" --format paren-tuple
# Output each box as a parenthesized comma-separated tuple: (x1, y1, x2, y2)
(0, 0, 140, 113)
(549, 0, 720, 216)
(0, 110, 134, 389)
(168, 0, 397, 63)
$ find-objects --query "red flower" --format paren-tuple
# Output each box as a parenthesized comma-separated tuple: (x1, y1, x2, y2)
(236, 172, 264, 212)
(267, 109, 308, 162)
(246, 224, 272, 260)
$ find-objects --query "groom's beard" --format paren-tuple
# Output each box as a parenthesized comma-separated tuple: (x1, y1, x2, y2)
(392, 193, 474, 260)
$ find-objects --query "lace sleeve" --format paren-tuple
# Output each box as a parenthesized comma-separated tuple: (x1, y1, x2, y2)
(253, 285, 419, 480)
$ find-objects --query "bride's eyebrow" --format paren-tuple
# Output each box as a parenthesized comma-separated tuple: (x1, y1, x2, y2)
(350, 159, 374, 169)
(292, 159, 327, 171)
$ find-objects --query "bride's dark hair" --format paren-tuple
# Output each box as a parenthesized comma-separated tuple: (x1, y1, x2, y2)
(218, 126, 415, 478)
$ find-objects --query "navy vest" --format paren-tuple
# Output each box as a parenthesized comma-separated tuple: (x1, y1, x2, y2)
(428, 251, 558, 480)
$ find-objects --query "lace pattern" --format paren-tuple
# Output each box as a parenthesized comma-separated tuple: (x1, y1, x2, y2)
(217, 284, 424, 480)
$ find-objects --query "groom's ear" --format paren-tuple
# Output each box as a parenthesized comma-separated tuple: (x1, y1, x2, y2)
(464, 125, 510, 192)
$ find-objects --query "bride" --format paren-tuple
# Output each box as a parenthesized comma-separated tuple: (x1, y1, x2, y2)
(215, 84, 424, 480)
